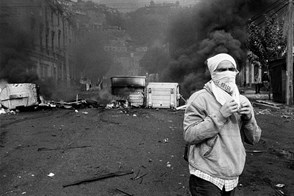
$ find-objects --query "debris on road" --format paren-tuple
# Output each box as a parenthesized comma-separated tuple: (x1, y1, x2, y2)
(131, 169, 141, 180)
(256, 109, 272, 115)
(263, 177, 285, 196)
(158, 138, 169, 143)
(176, 104, 187, 110)
(48, 173, 55, 177)
(269, 148, 294, 161)
(105, 99, 129, 109)
(133, 172, 148, 181)
(275, 184, 285, 188)
(37, 145, 91, 151)
(245, 150, 264, 153)
(115, 188, 133, 196)
(0, 108, 6, 114)
(63, 170, 134, 188)
(2, 100, 294, 195)
(0, 108, 17, 115)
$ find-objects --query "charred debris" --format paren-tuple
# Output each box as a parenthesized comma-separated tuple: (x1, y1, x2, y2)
(0, 76, 187, 114)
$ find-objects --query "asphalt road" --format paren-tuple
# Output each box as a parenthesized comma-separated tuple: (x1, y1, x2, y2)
(0, 106, 294, 196)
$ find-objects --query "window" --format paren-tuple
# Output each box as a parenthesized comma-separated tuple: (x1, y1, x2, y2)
(58, 30, 61, 49)
(51, 31, 55, 51)
(39, 24, 44, 51)
(51, 10, 53, 26)
(30, 17, 35, 29)
(46, 28, 49, 53)
(57, 13, 60, 26)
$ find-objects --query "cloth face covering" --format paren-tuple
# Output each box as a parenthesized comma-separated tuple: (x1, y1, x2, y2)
(211, 70, 238, 94)
(207, 53, 240, 107)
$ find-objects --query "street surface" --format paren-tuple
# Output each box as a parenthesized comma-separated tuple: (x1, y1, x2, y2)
(0, 105, 294, 196)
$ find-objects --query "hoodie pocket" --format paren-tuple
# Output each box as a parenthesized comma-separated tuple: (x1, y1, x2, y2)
(201, 135, 218, 157)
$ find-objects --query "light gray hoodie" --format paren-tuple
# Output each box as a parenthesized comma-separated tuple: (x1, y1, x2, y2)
(183, 81, 261, 180)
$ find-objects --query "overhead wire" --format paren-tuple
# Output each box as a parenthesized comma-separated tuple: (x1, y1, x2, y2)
(249, 0, 288, 25)
(250, 0, 287, 21)
(249, 0, 288, 22)
(255, 2, 288, 26)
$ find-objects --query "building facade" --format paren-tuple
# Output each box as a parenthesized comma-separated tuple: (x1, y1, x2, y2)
(0, 0, 77, 85)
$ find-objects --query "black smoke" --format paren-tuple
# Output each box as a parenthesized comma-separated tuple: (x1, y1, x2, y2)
(0, 11, 38, 83)
(74, 31, 113, 83)
(165, 0, 276, 97)
(0, 3, 56, 99)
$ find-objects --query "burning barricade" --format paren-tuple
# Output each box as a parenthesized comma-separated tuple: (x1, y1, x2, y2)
(0, 76, 185, 114)
(111, 76, 146, 108)
(110, 76, 183, 109)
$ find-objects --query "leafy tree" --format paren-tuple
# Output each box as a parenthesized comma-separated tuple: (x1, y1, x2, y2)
(247, 15, 286, 69)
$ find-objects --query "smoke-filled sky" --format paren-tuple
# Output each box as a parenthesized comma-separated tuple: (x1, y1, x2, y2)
(0, 0, 280, 99)
(90, 0, 200, 12)
(93, 0, 199, 5)
(160, 0, 278, 97)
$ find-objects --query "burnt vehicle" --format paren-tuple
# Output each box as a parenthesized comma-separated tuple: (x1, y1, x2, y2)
(110, 76, 146, 107)
(0, 83, 40, 109)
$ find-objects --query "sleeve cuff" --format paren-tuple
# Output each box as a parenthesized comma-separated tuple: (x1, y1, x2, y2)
(241, 115, 252, 123)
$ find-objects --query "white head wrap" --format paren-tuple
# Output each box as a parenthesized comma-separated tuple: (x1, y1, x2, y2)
(206, 53, 240, 107)
(207, 53, 237, 74)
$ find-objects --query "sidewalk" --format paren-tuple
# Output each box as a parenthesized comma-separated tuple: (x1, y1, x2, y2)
(240, 88, 294, 112)
(241, 89, 271, 100)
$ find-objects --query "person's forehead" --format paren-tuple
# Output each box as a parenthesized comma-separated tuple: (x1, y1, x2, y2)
(217, 60, 234, 68)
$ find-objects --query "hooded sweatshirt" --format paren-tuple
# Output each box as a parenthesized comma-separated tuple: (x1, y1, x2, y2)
(183, 81, 261, 180)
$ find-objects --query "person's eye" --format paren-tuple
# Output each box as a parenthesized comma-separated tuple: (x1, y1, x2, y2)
(216, 68, 236, 72)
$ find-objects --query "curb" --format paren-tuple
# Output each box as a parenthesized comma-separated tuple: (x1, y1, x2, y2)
(252, 102, 280, 111)
(251, 100, 294, 113)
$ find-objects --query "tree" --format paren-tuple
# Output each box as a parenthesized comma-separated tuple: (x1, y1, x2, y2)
(247, 15, 286, 69)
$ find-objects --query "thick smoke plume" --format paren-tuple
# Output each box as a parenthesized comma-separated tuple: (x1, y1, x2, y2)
(165, 0, 276, 97)
(74, 32, 113, 83)
(0, 3, 56, 99)
(0, 12, 38, 84)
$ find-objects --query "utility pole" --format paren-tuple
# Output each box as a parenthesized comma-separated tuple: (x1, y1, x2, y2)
(286, 0, 293, 105)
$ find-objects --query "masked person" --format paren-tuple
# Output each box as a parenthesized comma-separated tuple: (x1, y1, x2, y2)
(183, 53, 261, 196)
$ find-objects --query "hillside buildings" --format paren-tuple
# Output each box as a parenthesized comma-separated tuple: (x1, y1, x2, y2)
(0, 0, 149, 89)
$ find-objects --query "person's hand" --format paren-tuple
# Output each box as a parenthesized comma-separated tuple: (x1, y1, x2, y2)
(238, 102, 252, 121)
(220, 100, 239, 118)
